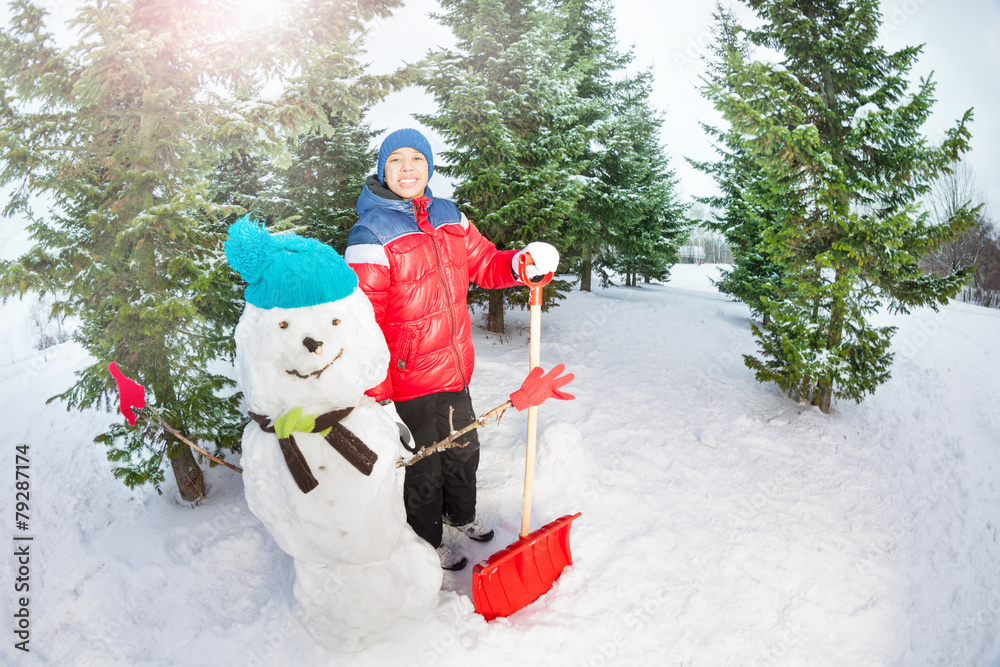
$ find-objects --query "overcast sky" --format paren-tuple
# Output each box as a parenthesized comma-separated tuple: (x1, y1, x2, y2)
(366, 0, 1000, 211)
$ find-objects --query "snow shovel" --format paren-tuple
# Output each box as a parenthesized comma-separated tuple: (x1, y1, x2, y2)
(472, 253, 582, 621)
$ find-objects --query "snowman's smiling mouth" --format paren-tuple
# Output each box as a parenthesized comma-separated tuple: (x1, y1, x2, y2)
(285, 348, 344, 380)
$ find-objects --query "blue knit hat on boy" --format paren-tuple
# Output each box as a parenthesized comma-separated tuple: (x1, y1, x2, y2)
(377, 128, 434, 183)
(224, 216, 358, 310)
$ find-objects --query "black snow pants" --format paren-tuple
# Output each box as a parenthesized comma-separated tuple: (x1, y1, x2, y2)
(394, 388, 480, 548)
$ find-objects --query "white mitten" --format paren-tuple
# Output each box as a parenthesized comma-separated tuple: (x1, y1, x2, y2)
(513, 242, 559, 280)
(379, 399, 414, 453)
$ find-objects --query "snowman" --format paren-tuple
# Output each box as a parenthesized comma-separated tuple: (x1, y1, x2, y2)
(224, 216, 441, 650)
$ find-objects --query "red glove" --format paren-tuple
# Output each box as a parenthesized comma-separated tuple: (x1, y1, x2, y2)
(109, 362, 146, 426)
(509, 364, 575, 411)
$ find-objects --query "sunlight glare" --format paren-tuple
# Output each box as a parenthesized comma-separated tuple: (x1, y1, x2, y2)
(230, 0, 286, 33)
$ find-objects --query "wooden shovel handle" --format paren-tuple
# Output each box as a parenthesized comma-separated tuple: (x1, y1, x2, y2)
(518, 252, 550, 538)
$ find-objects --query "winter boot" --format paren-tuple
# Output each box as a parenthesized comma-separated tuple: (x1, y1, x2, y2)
(435, 544, 468, 571)
(445, 515, 495, 543)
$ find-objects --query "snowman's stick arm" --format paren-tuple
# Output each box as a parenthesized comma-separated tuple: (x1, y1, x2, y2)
(396, 400, 514, 469)
(108, 363, 244, 474)
(146, 407, 244, 474)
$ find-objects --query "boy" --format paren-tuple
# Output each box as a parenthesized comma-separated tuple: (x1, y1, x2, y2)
(345, 128, 558, 570)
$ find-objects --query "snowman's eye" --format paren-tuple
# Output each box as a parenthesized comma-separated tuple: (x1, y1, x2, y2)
(279, 321, 289, 329)
(332, 319, 341, 326)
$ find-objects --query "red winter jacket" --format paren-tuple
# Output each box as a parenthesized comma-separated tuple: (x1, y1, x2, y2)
(345, 179, 520, 402)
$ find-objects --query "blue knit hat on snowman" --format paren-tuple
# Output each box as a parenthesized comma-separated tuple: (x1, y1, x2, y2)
(377, 128, 434, 183)
(224, 216, 358, 310)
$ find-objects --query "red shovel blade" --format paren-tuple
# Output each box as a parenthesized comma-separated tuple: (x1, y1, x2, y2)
(472, 512, 582, 620)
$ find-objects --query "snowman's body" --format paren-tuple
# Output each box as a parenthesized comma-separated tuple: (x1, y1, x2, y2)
(240, 400, 404, 564)
(233, 281, 441, 650)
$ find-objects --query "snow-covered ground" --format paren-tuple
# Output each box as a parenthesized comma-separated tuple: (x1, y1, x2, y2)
(2, 264, 1000, 666)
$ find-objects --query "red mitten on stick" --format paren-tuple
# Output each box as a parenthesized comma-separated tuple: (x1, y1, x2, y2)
(509, 364, 575, 411)
(108, 362, 146, 426)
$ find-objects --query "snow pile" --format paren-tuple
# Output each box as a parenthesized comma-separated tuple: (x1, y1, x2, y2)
(2, 264, 1000, 666)
(852, 102, 881, 128)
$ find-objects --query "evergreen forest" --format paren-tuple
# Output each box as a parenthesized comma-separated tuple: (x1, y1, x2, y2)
(1, 0, 992, 496)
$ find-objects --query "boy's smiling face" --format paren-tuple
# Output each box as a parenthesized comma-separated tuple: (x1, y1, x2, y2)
(383, 146, 429, 200)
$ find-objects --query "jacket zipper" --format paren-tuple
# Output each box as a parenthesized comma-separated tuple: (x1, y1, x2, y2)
(417, 199, 468, 390)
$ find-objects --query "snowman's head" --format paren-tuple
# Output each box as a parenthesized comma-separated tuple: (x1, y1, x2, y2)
(226, 217, 389, 415)
(233, 293, 388, 414)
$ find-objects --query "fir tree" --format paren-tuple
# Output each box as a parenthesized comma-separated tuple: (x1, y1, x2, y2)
(555, 0, 629, 291)
(593, 69, 687, 287)
(692, 3, 785, 319)
(0, 0, 401, 498)
(555, 0, 686, 291)
(280, 115, 381, 251)
(417, 0, 590, 333)
(700, 0, 976, 413)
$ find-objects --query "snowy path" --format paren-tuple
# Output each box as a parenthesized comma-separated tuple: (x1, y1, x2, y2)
(2, 265, 999, 666)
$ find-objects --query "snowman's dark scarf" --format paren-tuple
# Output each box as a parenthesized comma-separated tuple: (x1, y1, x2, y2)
(247, 408, 378, 493)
